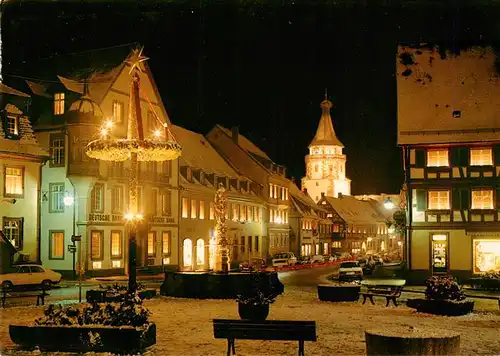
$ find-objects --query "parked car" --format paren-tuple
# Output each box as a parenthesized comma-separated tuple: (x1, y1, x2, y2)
(239, 258, 268, 272)
(324, 255, 337, 262)
(0, 264, 62, 289)
(337, 261, 363, 282)
(311, 255, 325, 264)
(297, 256, 312, 265)
(272, 252, 298, 267)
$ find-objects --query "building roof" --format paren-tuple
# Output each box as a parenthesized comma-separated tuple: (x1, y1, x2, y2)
(172, 125, 242, 179)
(0, 82, 30, 97)
(324, 194, 384, 225)
(397, 44, 500, 145)
(217, 125, 271, 161)
(310, 99, 344, 148)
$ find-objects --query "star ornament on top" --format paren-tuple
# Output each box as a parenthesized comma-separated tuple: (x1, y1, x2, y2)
(127, 47, 149, 74)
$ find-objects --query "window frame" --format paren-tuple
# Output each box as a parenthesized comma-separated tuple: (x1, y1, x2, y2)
(91, 183, 105, 213)
(112, 100, 124, 123)
(111, 185, 124, 214)
(162, 231, 171, 256)
(54, 93, 65, 115)
(427, 190, 451, 210)
(147, 231, 156, 257)
(182, 197, 189, 218)
(2, 217, 24, 250)
(6, 114, 19, 137)
(190, 199, 197, 219)
(199, 200, 205, 220)
(426, 149, 449, 167)
(4, 165, 24, 198)
(110, 230, 123, 259)
(470, 148, 493, 166)
(161, 189, 171, 216)
(49, 182, 65, 213)
(471, 189, 494, 210)
(49, 230, 65, 260)
(90, 230, 104, 261)
(49, 133, 65, 167)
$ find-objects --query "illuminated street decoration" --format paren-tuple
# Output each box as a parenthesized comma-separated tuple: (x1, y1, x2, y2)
(85, 47, 181, 291)
(212, 184, 229, 273)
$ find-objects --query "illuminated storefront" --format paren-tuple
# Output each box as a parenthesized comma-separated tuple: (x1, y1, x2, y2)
(473, 239, 500, 273)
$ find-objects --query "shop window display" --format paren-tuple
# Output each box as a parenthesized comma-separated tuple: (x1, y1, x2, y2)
(474, 240, 500, 273)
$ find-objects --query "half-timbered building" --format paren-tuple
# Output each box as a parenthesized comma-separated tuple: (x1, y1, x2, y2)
(398, 44, 500, 282)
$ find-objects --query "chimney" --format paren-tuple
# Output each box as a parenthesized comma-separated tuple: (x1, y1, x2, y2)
(338, 192, 343, 199)
(303, 188, 308, 195)
(231, 126, 239, 144)
(321, 192, 325, 197)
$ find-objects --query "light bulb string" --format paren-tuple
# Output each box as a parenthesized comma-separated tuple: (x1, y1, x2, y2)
(140, 86, 179, 144)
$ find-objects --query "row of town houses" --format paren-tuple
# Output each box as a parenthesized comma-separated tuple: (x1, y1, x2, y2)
(0, 46, 399, 277)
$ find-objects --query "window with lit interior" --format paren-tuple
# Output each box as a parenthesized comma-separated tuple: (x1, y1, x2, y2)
(474, 239, 500, 273)
(470, 148, 493, 166)
(91, 231, 103, 260)
(162, 232, 170, 255)
(6, 115, 18, 136)
(50, 231, 64, 259)
(427, 149, 449, 167)
(148, 232, 156, 256)
(54, 93, 65, 115)
(428, 190, 450, 210)
(196, 238, 204, 266)
(472, 189, 493, 210)
(111, 231, 122, 258)
(112, 100, 124, 123)
(3, 218, 23, 249)
(4, 167, 24, 197)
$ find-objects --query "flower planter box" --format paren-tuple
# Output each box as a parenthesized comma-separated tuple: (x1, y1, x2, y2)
(86, 288, 157, 303)
(317, 284, 360, 302)
(365, 327, 460, 355)
(9, 322, 156, 353)
(406, 298, 474, 316)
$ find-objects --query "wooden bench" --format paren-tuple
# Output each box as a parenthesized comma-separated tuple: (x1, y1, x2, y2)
(213, 319, 316, 356)
(360, 285, 403, 307)
(1, 285, 49, 308)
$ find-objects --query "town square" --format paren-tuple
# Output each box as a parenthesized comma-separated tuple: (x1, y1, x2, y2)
(1, 0, 500, 355)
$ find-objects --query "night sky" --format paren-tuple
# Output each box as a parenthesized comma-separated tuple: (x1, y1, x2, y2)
(3, 1, 500, 194)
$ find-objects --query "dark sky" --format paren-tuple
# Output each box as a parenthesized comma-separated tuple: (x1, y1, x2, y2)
(3, 1, 500, 194)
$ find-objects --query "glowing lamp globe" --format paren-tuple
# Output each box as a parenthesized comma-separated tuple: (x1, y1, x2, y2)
(63, 196, 74, 206)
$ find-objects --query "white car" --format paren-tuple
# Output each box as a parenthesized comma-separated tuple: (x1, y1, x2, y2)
(0, 264, 62, 289)
(311, 255, 325, 263)
(337, 261, 363, 282)
(272, 252, 298, 267)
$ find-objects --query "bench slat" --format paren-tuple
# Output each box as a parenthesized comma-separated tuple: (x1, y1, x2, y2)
(213, 319, 317, 342)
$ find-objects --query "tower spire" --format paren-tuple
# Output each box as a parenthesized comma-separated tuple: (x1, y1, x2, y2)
(310, 95, 343, 148)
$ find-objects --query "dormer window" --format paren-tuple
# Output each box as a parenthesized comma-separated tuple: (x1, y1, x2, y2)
(54, 93, 65, 115)
(6, 115, 19, 136)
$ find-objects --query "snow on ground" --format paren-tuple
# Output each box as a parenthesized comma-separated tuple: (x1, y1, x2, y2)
(1, 286, 500, 355)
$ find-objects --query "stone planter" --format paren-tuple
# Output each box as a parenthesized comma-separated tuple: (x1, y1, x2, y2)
(86, 288, 157, 303)
(9, 322, 156, 353)
(317, 284, 360, 302)
(365, 327, 460, 355)
(406, 298, 474, 316)
(238, 302, 270, 321)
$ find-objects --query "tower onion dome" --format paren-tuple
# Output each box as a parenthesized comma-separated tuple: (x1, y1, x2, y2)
(65, 80, 103, 124)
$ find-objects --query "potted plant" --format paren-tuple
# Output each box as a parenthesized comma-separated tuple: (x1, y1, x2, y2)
(407, 275, 474, 316)
(468, 271, 500, 291)
(235, 272, 282, 321)
(87, 282, 156, 303)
